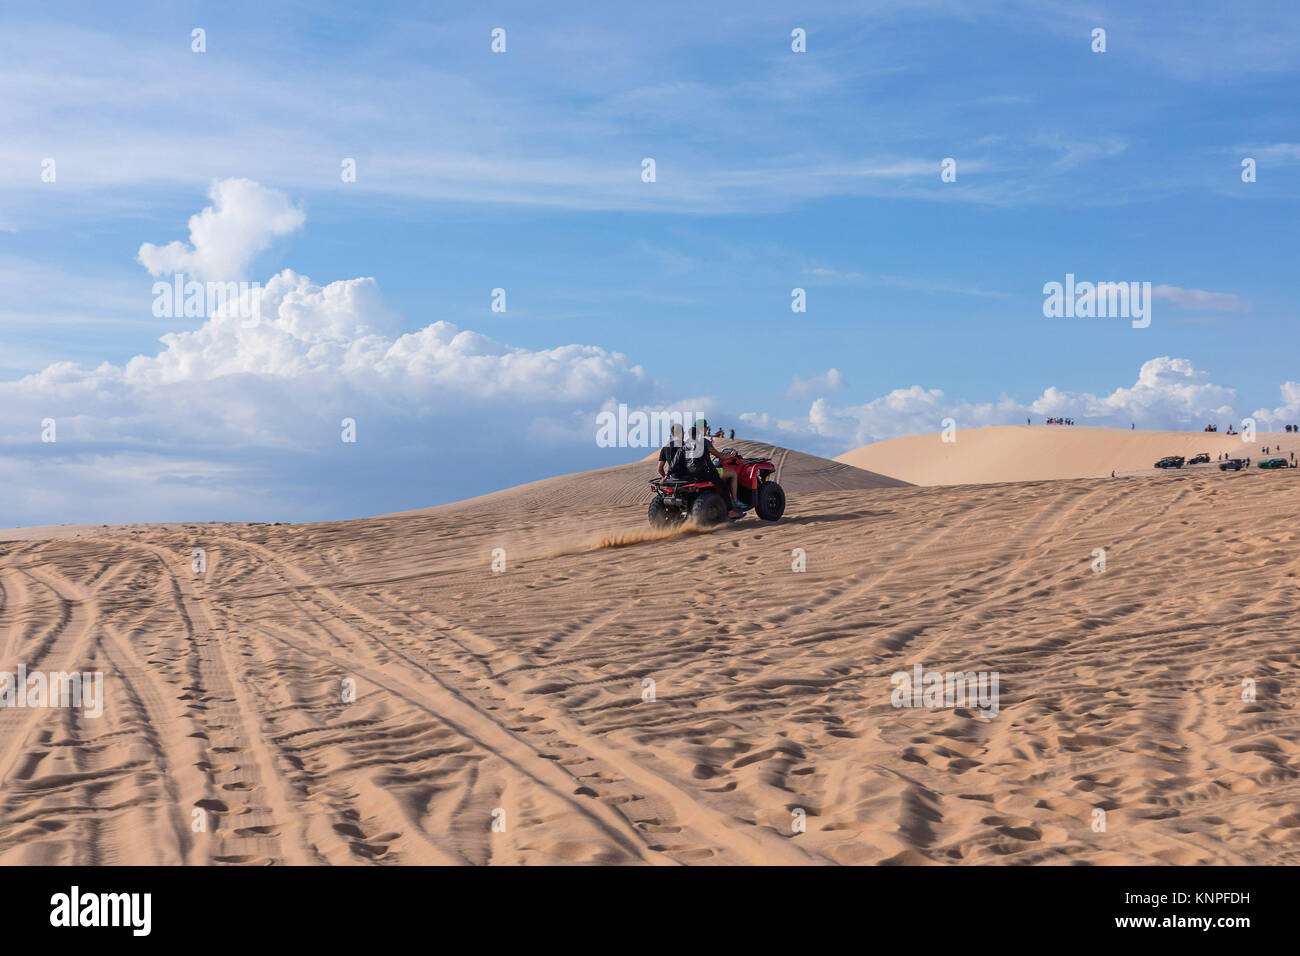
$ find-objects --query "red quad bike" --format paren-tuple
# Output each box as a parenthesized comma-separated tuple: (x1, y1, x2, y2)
(648, 448, 786, 527)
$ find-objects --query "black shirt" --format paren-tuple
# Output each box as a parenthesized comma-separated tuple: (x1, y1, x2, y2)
(681, 438, 720, 478)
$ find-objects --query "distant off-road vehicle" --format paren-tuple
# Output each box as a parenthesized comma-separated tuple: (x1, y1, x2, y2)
(1258, 457, 1291, 470)
(1154, 455, 1185, 469)
(1188, 453, 1210, 465)
(1220, 458, 1245, 471)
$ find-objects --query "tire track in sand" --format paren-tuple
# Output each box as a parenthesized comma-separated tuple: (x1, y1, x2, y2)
(212, 535, 815, 864)
(130, 541, 315, 865)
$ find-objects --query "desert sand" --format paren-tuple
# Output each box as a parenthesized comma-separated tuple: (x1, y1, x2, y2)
(1, 438, 1298, 865)
(837, 425, 1297, 485)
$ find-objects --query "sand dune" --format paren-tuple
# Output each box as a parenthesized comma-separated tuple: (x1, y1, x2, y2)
(401, 439, 908, 517)
(1, 448, 1298, 865)
(837, 425, 1298, 485)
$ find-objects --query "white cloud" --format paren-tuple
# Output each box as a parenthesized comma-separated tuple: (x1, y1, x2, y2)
(0, 183, 666, 525)
(785, 368, 844, 400)
(1035, 134, 1127, 172)
(137, 178, 305, 281)
(801, 267, 1010, 299)
(2, 267, 652, 442)
(0, 268, 657, 524)
(0, 11, 1196, 221)
(744, 357, 1252, 454)
(1252, 381, 1300, 428)
(1153, 285, 1248, 312)
(1031, 357, 1236, 424)
(1246, 143, 1300, 164)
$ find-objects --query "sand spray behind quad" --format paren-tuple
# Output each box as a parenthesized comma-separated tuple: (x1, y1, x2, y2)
(540, 517, 718, 559)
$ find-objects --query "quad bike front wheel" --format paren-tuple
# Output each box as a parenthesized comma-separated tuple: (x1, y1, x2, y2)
(691, 491, 729, 526)
(755, 481, 786, 521)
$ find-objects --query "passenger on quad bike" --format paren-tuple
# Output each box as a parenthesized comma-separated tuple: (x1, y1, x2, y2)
(657, 423, 685, 478)
(668, 427, 748, 518)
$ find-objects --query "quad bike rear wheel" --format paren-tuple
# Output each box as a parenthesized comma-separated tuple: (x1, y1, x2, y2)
(691, 491, 728, 526)
(648, 496, 674, 528)
(755, 481, 786, 521)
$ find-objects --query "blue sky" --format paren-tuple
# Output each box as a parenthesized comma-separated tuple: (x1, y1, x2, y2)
(2, 1, 1299, 524)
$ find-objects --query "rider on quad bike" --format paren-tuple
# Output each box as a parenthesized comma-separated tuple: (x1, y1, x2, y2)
(649, 434, 786, 528)
(667, 426, 748, 519)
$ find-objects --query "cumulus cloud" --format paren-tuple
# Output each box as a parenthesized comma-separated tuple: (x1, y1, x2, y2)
(1031, 357, 1236, 424)
(1251, 381, 1300, 428)
(137, 178, 305, 281)
(0, 268, 657, 524)
(109, 269, 646, 408)
(4, 177, 1287, 527)
(743, 357, 1252, 455)
(3, 269, 652, 427)
(1, 181, 668, 525)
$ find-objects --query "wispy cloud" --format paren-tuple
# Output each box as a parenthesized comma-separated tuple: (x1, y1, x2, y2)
(2, 4, 1269, 219)
(802, 268, 1011, 299)
(785, 368, 845, 400)
(1153, 285, 1249, 313)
